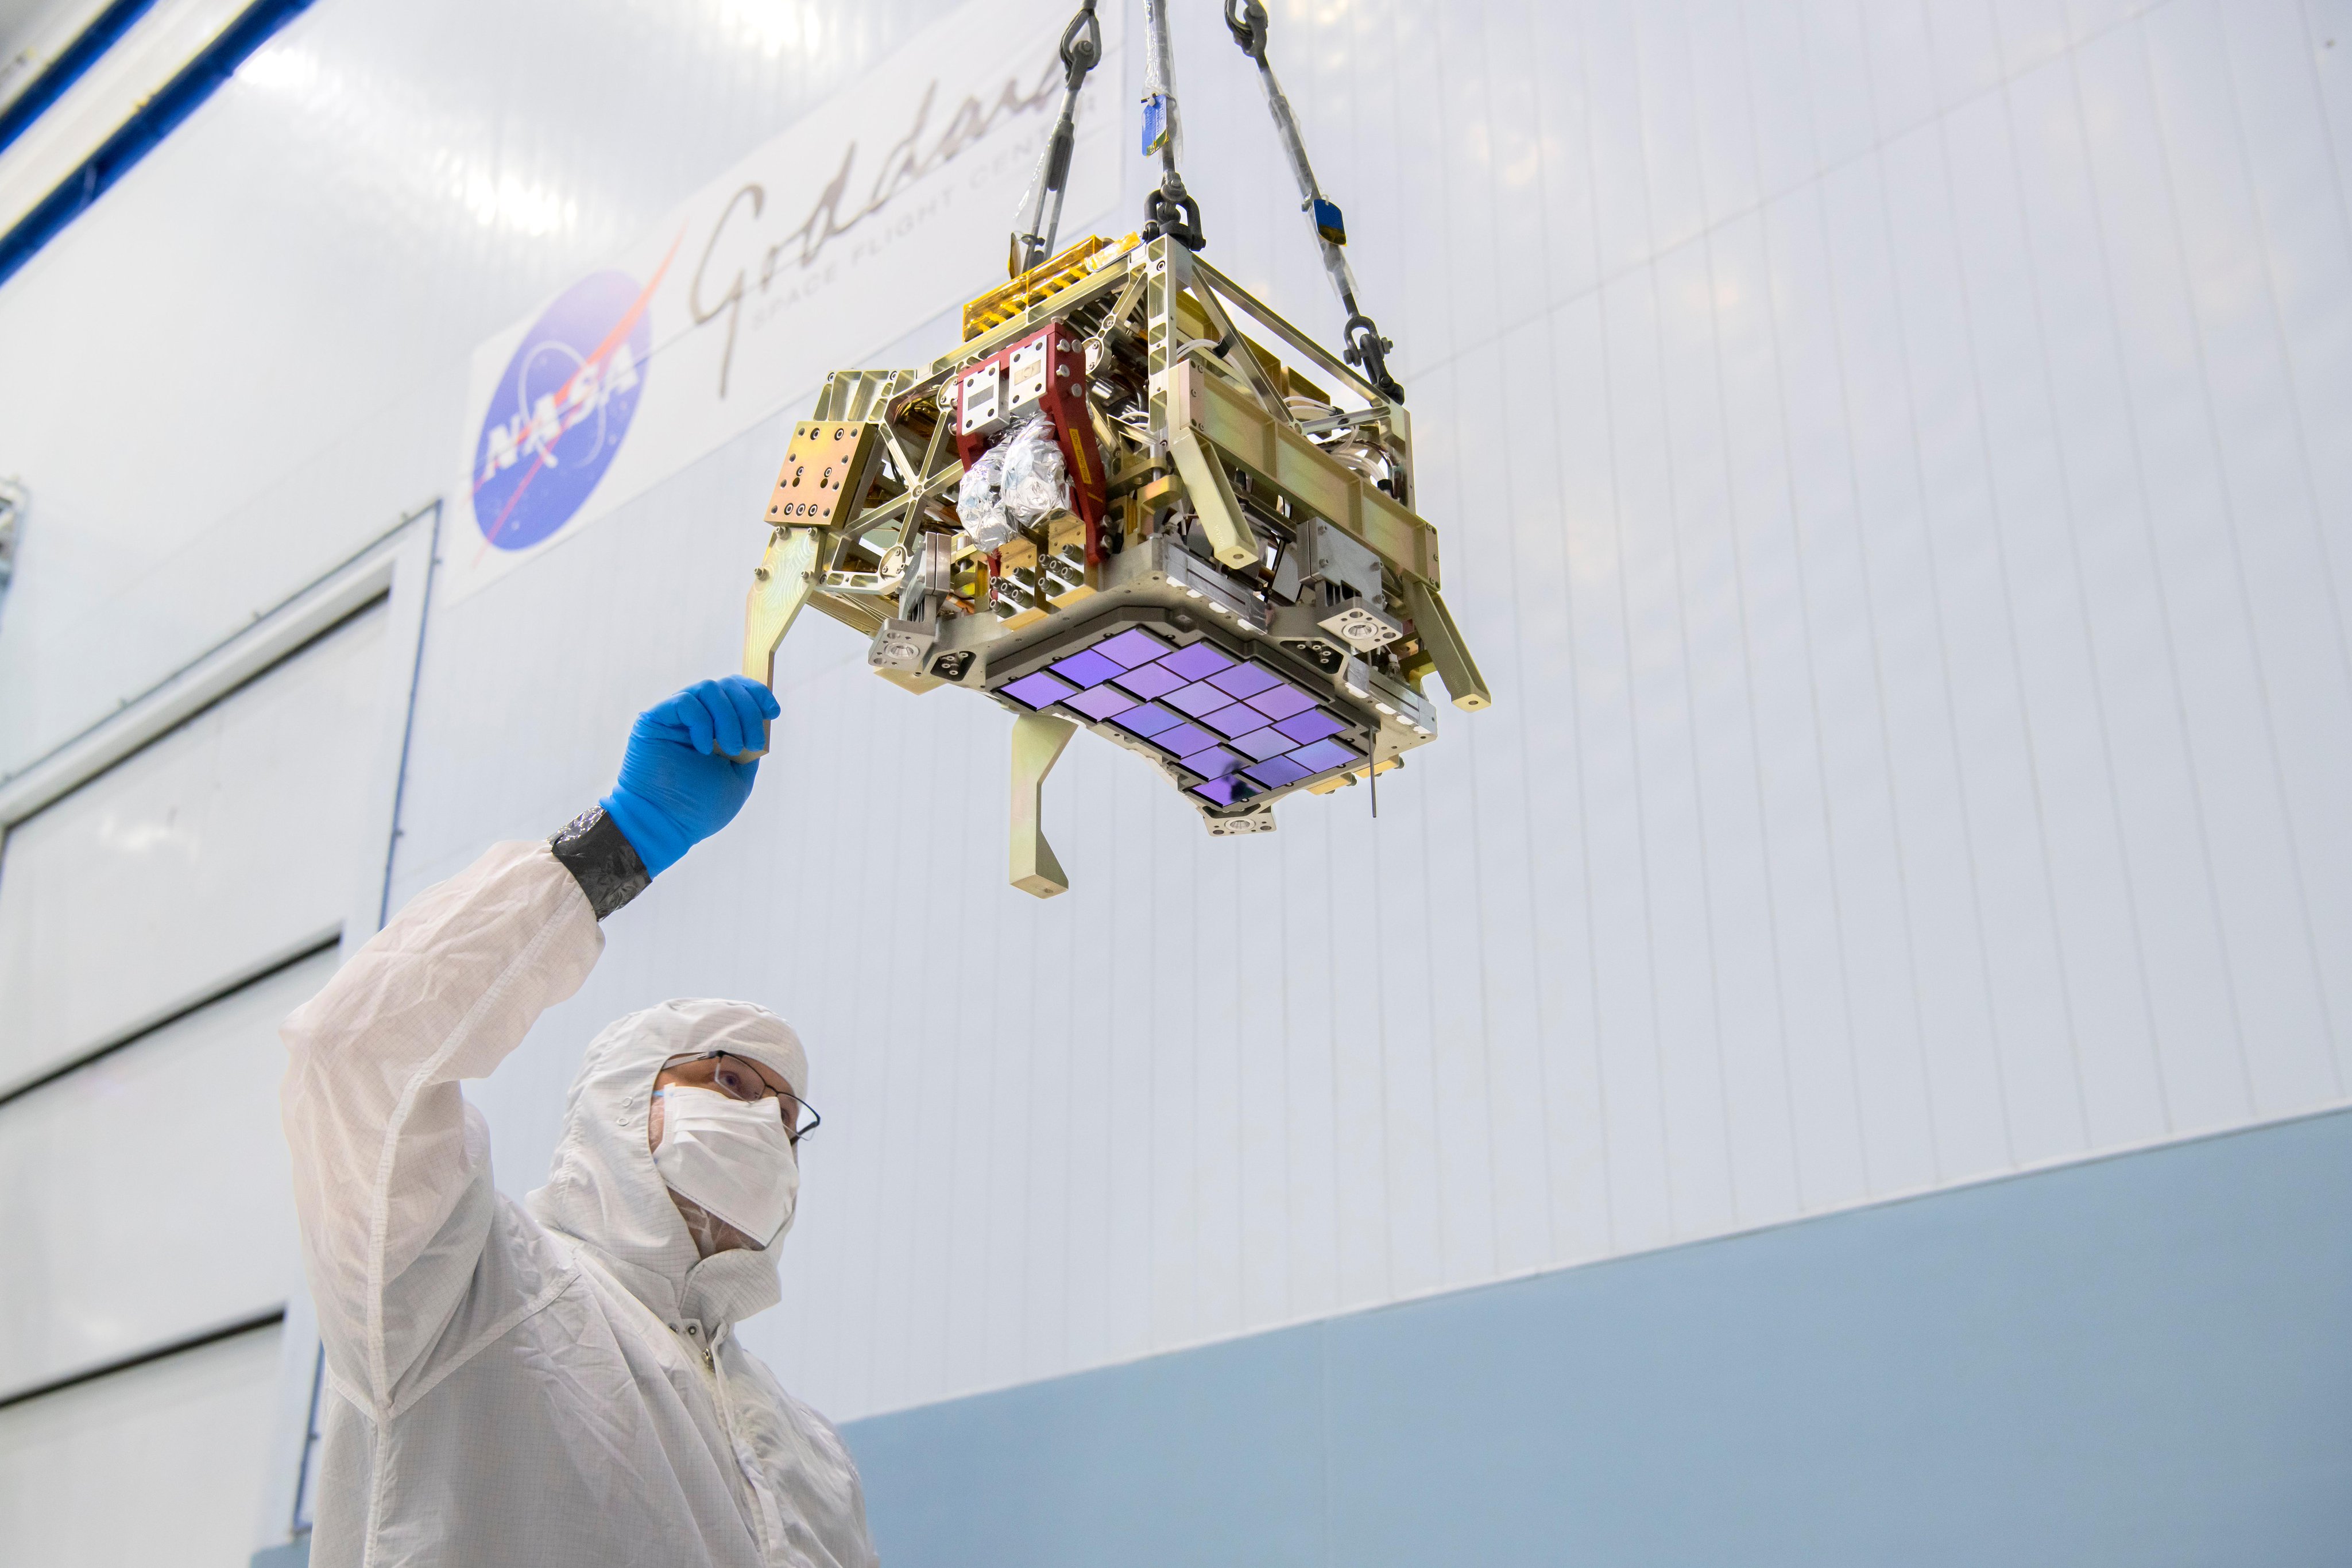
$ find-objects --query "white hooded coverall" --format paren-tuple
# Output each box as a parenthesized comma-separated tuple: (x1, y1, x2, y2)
(280, 839, 877, 1568)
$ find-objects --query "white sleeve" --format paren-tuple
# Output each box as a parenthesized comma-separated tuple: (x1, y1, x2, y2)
(280, 839, 603, 1410)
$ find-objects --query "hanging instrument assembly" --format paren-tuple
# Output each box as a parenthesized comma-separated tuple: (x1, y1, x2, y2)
(738, 0, 1490, 896)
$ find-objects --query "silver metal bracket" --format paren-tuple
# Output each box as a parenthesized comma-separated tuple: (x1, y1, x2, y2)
(869, 618, 938, 672)
(1318, 601, 1403, 652)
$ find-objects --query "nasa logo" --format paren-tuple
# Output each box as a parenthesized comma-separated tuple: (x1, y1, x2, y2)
(471, 269, 652, 552)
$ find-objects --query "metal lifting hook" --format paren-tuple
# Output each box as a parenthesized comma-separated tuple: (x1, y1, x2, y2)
(1223, 0, 1406, 402)
(1009, 0, 1105, 277)
(1003, 0, 1403, 401)
(1138, 0, 1203, 253)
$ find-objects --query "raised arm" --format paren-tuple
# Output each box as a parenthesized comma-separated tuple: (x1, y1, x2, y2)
(280, 837, 604, 1409)
(278, 675, 779, 1411)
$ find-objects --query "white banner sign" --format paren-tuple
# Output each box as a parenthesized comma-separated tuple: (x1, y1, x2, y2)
(447, 0, 1124, 602)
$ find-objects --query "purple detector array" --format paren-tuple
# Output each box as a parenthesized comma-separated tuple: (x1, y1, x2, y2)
(1000, 628, 1367, 807)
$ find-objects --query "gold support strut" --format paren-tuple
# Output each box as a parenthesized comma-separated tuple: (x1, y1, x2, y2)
(1009, 711, 1077, 897)
(737, 526, 826, 758)
(1168, 425, 1262, 569)
(1400, 576, 1492, 711)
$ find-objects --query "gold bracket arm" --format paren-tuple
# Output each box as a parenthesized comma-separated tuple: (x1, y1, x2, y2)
(1187, 254, 1387, 408)
(1401, 576, 1492, 711)
(1009, 711, 1078, 897)
(880, 413, 959, 553)
(1169, 427, 1261, 569)
(1100, 262, 1150, 342)
(1166, 367, 1262, 570)
(1189, 274, 1298, 429)
(1178, 362, 1436, 584)
(737, 526, 827, 758)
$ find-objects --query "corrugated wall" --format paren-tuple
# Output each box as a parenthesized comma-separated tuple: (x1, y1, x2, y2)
(378, 0, 2352, 1424)
(2, 0, 2347, 1443)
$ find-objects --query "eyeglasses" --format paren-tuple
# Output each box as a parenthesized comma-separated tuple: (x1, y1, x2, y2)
(667, 1051, 822, 1144)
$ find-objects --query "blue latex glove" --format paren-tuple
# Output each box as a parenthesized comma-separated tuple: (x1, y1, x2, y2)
(600, 676, 782, 876)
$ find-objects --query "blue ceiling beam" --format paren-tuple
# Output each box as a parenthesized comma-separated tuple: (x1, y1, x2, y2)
(0, 0, 161, 158)
(0, 0, 318, 293)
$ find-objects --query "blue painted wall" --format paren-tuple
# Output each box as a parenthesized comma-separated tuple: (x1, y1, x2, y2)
(845, 1110, 2352, 1567)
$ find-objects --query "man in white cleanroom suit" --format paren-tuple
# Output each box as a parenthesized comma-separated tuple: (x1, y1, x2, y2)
(280, 676, 876, 1568)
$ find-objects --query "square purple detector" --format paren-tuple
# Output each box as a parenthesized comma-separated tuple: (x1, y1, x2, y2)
(1244, 682, 1321, 723)
(1113, 702, 1183, 738)
(1094, 627, 1175, 668)
(1112, 661, 1188, 702)
(1165, 681, 1237, 719)
(1191, 775, 1258, 807)
(1208, 661, 1286, 701)
(1288, 737, 1363, 775)
(1274, 707, 1347, 744)
(1049, 648, 1124, 689)
(1151, 722, 1218, 757)
(1159, 641, 1234, 682)
(1197, 703, 1266, 740)
(1231, 726, 1294, 761)
(1063, 684, 1136, 722)
(1178, 745, 1246, 779)
(1244, 755, 1313, 789)
(1003, 670, 1077, 709)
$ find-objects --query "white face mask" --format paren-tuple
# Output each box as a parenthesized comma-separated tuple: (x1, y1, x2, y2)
(652, 1085, 800, 1246)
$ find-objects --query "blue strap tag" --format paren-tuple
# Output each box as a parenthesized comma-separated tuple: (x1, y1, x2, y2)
(1312, 197, 1347, 246)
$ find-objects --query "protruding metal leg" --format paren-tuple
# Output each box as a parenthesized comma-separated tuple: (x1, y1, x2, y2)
(1169, 425, 1262, 570)
(1009, 711, 1077, 898)
(1401, 576, 1492, 711)
(737, 526, 826, 758)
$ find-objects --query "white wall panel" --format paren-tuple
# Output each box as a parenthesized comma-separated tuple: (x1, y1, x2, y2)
(0, 0, 2343, 1445)
(0, 0, 968, 776)
(382, 0, 2349, 1427)
(0, 1324, 283, 1568)
(0, 608, 385, 1094)
(0, 951, 325, 1396)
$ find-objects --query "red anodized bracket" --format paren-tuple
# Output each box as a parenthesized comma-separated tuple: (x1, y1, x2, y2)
(953, 322, 1111, 563)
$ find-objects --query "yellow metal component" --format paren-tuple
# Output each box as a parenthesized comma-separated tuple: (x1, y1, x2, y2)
(1400, 576, 1492, 711)
(737, 526, 827, 758)
(1167, 419, 1262, 570)
(739, 230, 1488, 871)
(1131, 473, 1182, 513)
(811, 367, 912, 421)
(1009, 712, 1077, 897)
(1187, 255, 1387, 407)
(1176, 362, 1439, 586)
(965, 233, 1135, 340)
(949, 251, 1135, 366)
(1163, 291, 1295, 409)
(997, 534, 1050, 629)
(1044, 512, 1098, 607)
(1306, 756, 1403, 795)
(1187, 276, 1297, 428)
(766, 421, 884, 531)
(805, 591, 887, 638)
(1284, 365, 1330, 402)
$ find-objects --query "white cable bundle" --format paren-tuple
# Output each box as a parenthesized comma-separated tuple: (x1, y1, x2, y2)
(957, 440, 1013, 551)
(998, 415, 1070, 525)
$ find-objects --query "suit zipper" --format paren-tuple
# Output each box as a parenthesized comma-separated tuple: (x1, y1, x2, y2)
(705, 1341, 787, 1562)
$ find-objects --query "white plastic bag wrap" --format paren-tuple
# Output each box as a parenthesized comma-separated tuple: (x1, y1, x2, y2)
(958, 439, 1013, 551)
(1000, 414, 1070, 524)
